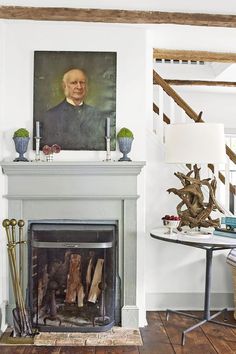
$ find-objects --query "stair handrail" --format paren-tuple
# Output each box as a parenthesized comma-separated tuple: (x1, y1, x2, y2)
(154, 100, 236, 197)
(153, 69, 236, 166)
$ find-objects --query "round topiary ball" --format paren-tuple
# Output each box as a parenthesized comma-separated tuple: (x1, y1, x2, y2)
(117, 127, 134, 139)
(13, 128, 30, 138)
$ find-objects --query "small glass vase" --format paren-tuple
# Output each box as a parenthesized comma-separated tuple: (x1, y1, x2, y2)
(163, 220, 179, 235)
(46, 154, 53, 162)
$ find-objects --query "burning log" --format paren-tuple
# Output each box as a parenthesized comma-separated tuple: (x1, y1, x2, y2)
(65, 254, 85, 307)
(88, 259, 104, 303)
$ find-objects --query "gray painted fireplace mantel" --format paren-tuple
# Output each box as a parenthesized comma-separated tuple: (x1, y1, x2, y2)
(1, 161, 145, 329)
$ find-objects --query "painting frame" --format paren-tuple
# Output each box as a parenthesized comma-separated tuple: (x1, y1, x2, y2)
(33, 51, 117, 151)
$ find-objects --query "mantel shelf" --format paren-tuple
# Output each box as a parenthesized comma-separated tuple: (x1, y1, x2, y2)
(0, 161, 146, 176)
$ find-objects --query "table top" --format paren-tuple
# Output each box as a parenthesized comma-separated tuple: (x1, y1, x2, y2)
(150, 227, 236, 249)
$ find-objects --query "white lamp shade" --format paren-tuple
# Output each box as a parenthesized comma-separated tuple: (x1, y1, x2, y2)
(165, 123, 226, 164)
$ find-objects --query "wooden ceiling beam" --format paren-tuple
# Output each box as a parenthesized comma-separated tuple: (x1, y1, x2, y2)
(161, 79, 236, 87)
(1, 6, 236, 27)
(153, 49, 236, 63)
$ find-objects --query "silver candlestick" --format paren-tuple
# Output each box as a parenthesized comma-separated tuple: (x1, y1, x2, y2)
(105, 136, 111, 162)
(35, 136, 41, 161)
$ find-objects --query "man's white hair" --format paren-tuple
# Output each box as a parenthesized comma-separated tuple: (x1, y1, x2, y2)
(62, 68, 87, 85)
(62, 68, 88, 99)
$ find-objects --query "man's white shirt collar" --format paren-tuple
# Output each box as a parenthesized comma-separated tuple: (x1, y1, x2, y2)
(66, 98, 84, 107)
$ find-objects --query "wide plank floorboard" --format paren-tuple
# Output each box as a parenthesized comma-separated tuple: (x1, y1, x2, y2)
(159, 311, 217, 354)
(139, 312, 174, 354)
(95, 347, 139, 353)
(1, 311, 236, 353)
(192, 311, 236, 354)
(60, 347, 95, 354)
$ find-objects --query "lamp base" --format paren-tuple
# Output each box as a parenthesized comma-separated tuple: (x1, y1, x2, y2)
(167, 164, 223, 231)
(181, 230, 212, 238)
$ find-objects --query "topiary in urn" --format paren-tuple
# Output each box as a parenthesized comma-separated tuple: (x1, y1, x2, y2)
(13, 128, 30, 162)
(117, 127, 134, 161)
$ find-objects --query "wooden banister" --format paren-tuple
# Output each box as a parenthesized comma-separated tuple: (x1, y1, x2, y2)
(153, 105, 236, 195)
(153, 70, 204, 122)
(154, 100, 236, 195)
(208, 164, 236, 195)
(226, 145, 236, 165)
(153, 69, 236, 167)
(153, 103, 170, 124)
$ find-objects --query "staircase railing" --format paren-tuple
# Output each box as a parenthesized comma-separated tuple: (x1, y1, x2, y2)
(153, 69, 236, 214)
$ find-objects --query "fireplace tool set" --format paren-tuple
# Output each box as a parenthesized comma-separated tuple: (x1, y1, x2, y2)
(2, 219, 33, 337)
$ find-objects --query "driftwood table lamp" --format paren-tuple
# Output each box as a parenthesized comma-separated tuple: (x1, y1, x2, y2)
(165, 122, 226, 231)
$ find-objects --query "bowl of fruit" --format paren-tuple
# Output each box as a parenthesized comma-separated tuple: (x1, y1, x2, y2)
(162, 215, 180, 234)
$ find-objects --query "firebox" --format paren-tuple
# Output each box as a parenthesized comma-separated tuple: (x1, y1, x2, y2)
(28, 220, 119, 332)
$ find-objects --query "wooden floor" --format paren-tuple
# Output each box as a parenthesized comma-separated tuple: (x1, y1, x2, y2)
(1, 311, 236, 353)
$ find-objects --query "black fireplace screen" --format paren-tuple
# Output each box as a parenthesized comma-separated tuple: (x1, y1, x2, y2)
(28, 221, 118, 332)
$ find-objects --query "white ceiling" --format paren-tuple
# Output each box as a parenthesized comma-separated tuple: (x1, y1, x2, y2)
(2, 1, 236, 91)
(154, 61, 236, 93)
(154, 61, 236, 80)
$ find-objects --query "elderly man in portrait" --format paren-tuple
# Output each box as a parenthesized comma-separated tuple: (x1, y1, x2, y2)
(41, 68, 106, 150)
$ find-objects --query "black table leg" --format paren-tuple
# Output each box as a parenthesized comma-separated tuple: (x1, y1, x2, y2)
(167, 247, 236, 346)
(204, 248, 212, 320)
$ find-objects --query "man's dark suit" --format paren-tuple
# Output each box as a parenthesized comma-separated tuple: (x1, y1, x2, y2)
(41, 100, 106, 150)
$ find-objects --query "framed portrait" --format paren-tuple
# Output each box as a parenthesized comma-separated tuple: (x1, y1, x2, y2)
(33, 51, 117, 151)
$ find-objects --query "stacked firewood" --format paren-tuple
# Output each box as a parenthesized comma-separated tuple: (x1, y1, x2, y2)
(65, 252, 104, 307)
(37, 251, 105, 309)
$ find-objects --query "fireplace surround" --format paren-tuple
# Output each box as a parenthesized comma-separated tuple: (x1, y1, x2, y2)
(0, 161, 145, 329)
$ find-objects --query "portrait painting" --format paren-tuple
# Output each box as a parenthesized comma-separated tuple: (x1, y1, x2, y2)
(33, 51, 117, 150)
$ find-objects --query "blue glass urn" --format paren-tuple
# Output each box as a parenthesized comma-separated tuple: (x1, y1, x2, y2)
(13, 137, 30, 162)
(118, 137, 133, 161)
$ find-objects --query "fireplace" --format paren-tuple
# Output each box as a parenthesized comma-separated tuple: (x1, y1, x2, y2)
(28, 220, 119, 332)
(0, 161, 145, 329)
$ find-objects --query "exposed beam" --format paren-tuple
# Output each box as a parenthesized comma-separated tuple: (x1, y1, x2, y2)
(160, 79, 236, 87)
(1, 6, 236, 27)
(153, 49, 236, 63)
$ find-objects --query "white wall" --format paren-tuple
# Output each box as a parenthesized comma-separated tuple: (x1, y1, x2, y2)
(1, 20, 147, 162)
(146, 25, 236, 310)
(1, 17, 236, 322)
(174, 88, 236, 129)
(0, 21, 8, 332)
(0, 19, 148, 327)
(150, 25, 236, 52)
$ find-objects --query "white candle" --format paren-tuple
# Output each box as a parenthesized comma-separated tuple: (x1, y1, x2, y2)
(36, 121, 40, 138)
(106, 117, 110, 137)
